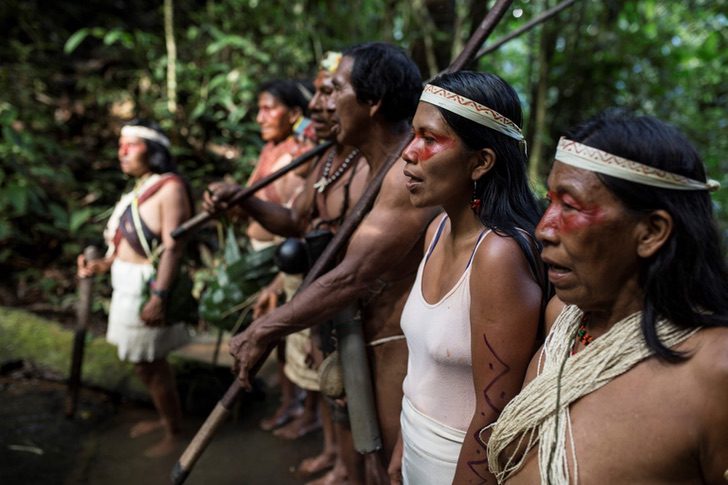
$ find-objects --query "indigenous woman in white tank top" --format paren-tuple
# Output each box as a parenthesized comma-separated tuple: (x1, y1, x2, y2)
(388, 72, 546, 484)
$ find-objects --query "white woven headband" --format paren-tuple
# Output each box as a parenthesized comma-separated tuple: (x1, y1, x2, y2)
(419, 84, 524, 142)
(121, 125, 171, 149)
(555, 137, 719, 192)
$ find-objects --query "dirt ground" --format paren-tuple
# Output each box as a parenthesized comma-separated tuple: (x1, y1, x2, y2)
(0, 375, 324, 485)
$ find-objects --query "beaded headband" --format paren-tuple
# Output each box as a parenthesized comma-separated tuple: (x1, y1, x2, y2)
(555, 137, 720, 192)
(419, 84, 524, 142)
(320, 51, 342, 74)
(120, 125, 170, 149)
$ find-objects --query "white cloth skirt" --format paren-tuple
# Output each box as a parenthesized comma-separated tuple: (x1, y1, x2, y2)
(107, 259, 189, 363)
(401, 396, 466, 485)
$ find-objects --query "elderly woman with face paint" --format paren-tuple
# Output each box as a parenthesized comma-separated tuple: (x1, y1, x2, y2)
(487, 110, 728, 484)
(388, 72, 547, 484)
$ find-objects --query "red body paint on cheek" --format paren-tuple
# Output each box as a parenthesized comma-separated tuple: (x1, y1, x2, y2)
(561, 210, 604, 233)
(417, 133, 455, 161)
(546, 191, 605, 234)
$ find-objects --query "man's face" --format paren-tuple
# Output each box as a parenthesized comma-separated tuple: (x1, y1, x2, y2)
(536, 161, 643, 311)
(308, 70, 336, 141)
(329, 56, 370, 147)
(118, 135, 150, 177)
(256, 92, 296, 143)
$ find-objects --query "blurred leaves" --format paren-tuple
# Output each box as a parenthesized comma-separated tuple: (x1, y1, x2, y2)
(197, 226, 277, 332)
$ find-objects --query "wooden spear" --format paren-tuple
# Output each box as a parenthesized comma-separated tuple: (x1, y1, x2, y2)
(171, 2, 514, 482)
(65, 245, 101, 418)
(170, 140, 333, 240)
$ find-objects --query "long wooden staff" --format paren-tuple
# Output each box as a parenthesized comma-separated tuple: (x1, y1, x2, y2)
(171, 2, 514, 482)
(65, 245, 101, 418)
(171, 140, 333, 239)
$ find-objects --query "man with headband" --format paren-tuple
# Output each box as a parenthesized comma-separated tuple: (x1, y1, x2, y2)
(77, 119, 192, 457)
(486, 110, 728, 484)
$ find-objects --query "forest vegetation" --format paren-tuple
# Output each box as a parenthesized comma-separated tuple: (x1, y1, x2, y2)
(1, 0, 725, 313)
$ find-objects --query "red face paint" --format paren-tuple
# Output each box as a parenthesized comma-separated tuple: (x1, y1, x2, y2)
(543, 191, 606, 234)
(411, 132, 455, 162)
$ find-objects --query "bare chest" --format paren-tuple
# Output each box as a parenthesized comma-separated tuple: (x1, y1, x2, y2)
(509, 359, 704, 484)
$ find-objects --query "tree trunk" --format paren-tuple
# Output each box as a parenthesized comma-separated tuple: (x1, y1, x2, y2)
(164, 0, 177, 114)
(527, 0, 558, 183)
(410, 0, 456, 77)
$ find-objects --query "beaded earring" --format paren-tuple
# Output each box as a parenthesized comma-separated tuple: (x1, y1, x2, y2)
(470, 180, 481, 212)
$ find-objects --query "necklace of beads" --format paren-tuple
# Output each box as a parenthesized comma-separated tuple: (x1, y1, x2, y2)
(313, 148, 360, 193)
(571, 314, 595, 355)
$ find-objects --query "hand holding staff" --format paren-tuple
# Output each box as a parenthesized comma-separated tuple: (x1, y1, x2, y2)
(171, 141, 333, 240)
(66, 245, 101, 418)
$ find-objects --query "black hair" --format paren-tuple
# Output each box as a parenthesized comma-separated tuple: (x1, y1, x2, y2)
(566, 109, 728, 361)
(122, 119, 196, 215)
(257, 79, 312, 116)
(429, 71, 548, 299)
(123, 119, 176, 174)
(343, 42, 422, 123)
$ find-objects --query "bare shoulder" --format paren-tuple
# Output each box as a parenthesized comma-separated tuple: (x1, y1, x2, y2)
(470, 231, 541, 318)
(687, 326, 728, 481)
(156, 175, 187, 197)
(379, 158, 415, 208)
(689, 326, 728, 387)
(471, 231, 530, 276)
(359, 157, 436, 234)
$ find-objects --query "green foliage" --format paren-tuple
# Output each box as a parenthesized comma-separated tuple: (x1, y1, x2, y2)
(0, 0, 726, 307)
(197, 225, 278, 331)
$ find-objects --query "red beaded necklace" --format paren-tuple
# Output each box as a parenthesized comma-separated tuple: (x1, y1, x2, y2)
(571, 314, 595, 354)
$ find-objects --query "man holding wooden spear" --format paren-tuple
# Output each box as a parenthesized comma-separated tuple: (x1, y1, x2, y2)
(225, 42, 438, 482)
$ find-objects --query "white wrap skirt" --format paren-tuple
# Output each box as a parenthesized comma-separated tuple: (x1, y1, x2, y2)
(401, 396, 466, 484)
(107, 259, 189, 363)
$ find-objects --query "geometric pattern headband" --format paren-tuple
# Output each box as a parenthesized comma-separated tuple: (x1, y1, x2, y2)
(120, 125, 171, 149)
(420, 84, 524, 142)
(555, 137, 720, 192)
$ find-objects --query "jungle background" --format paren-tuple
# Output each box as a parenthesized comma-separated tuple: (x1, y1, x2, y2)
(1, 0, 726, 315)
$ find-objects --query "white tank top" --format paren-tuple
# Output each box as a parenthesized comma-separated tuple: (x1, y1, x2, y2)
(401, 215, 491, 431)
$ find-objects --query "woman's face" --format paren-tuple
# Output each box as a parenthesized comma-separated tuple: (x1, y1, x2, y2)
(402, 102, 481, 210)
(256, 92, 298, 143)
(118, 135, 150, 177)
(536, 161, 644, 312)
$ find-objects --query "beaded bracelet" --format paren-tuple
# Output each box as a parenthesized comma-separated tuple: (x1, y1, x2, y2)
(152, 288, 169, 300)
(150, 281, 169, 300)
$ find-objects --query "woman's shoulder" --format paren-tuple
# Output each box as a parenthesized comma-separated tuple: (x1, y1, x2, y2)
(688, 326, 728, 383)
(470, 229, 528, 272)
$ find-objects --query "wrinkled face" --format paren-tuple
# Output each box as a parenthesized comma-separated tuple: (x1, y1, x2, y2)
(402, 102, 477, 210)
(118, 135, 150, 177)
(308, 70, 336, 141)
(536, 161, 643, 311)
(329, 56, 370, 147)
(256, 92, 297, 143)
